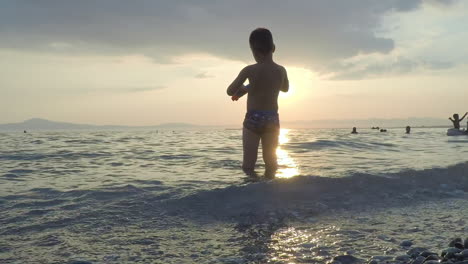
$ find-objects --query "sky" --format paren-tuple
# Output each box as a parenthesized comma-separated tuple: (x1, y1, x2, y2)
(1, 0, 467, 126)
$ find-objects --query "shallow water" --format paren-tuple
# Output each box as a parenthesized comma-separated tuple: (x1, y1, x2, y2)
(1, 128, 467, 263)
(1, 128, 467, 195)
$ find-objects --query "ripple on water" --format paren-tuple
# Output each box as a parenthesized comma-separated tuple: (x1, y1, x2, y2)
(8, 169, 34, 174)
(1, 174, 23, 181)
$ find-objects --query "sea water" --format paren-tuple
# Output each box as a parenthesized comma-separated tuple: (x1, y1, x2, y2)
(1, 128, 467, 263)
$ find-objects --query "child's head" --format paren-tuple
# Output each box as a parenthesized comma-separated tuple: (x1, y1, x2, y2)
(454, 113, 459, 119)
(249, 28, 275, 60)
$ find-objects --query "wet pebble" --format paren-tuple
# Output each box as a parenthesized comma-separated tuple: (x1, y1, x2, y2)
(424, 254, 440, 261)
(449, 238, 463, 247)
(454, 242, 465, 250)
(68, 261, 93, 264)
(407, 247, 428, 258)
(369, 256, 392, 263)
(420, 251, 438, 258)
(442, 247, 462, 258)
(411, 256, 425, 264)
(400, 240, 413, 247)
(332, 255, 363, 264)
(461, 249, 468, 258)
(394, 255, 410, 262)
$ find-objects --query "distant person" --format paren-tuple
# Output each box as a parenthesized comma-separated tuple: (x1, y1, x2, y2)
(23, 130, 27, 133)
(380, 129, 387, 132)
(351, 127, 358, 134)
(227, 28, 289, 178)
(406, 126, 411, 134)
(448, 112, 467, 129)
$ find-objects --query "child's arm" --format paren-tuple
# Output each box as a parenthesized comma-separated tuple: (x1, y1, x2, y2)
(227, 67, 249, 96)
(461, 112, 468, 121)
(449, 117, 454, 122)
(231, 85, 249, 101)
(280, 66, 289, 92)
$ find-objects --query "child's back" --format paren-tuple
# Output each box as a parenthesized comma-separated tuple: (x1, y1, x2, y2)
(245, 62, 286, 112)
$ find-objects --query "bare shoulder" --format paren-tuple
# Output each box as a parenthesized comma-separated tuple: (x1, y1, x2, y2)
(278, 64, 287, 72)
(240, 64, 255, 76)
(275, 63, 288, 77)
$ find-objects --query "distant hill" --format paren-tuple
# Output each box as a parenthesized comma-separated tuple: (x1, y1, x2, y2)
(0, 118, 199, 131)
(0, 117, 452, 131)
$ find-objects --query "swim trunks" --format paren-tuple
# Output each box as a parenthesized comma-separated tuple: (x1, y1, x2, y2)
(243, 110, 280, 135)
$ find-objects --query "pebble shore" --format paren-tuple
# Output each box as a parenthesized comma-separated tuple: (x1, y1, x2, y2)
(331, 238, 468, 264)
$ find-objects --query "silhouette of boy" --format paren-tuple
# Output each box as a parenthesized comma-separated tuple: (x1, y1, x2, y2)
(227, 28, 289, 177)
(449, 112, 468, 129)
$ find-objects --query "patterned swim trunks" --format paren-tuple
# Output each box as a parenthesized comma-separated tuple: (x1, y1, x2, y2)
(243, 110, 280, 135)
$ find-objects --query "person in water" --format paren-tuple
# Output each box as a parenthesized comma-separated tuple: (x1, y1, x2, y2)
(351, 127, 358, 134)
(406, 126, 411, 134)
(227, 28, 289, 177)
(449, 113, 468, 129)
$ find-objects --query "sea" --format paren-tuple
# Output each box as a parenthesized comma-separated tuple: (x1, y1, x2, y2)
(1, 127, 468, 263)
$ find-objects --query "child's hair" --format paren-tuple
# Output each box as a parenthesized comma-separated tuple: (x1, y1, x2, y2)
(249, 28, 274, 55)
(454, 114, 459, 119)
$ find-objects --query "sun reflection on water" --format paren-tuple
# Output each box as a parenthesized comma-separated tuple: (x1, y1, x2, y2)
(276, 129, 300, 178)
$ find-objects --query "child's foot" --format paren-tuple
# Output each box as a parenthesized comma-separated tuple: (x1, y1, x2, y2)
(264, 169, 276, 179)
(242, 168, 258, 177)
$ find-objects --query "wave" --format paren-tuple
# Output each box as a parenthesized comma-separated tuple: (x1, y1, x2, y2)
(1, 162, 467, 236)
(163, 161, 468, 221)
(0, 151, 111, 161)
(286, 139, 397, 152)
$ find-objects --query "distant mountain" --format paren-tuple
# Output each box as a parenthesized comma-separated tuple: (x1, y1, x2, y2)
(0, 117, 452, 131)
(0, 118, 199, 131)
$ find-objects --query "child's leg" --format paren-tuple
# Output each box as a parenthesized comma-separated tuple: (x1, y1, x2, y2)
(261, 130, 279, 175)
(242, 127, 260, 173)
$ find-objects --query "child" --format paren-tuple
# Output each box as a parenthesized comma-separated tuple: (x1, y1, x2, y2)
(226, 28, 289, 178)
(448, 112, 468, 129)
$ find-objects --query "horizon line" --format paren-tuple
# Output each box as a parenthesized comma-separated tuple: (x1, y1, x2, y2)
(0, 117, 454, 130)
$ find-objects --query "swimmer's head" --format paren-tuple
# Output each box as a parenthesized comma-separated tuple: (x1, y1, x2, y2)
(249, 28, 275, 60)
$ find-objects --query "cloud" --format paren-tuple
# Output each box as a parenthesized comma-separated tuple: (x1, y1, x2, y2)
(331, 58, 456, 80)
(0, 0, 457, 78)
(75, 85, 166, 94)
(123, 85, 166, 93)
(194, 72, 214, 79)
